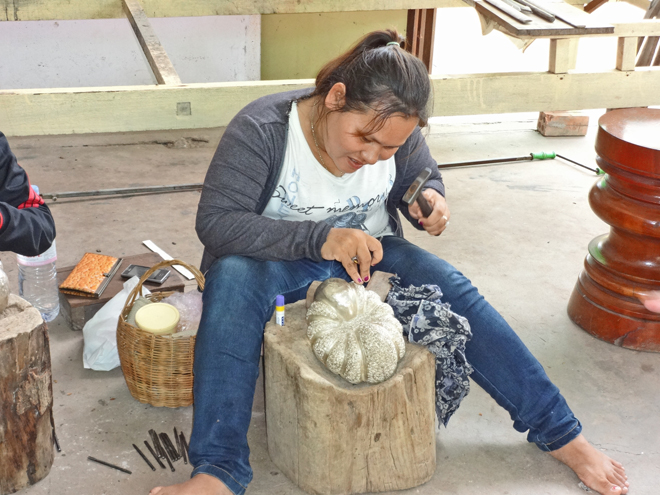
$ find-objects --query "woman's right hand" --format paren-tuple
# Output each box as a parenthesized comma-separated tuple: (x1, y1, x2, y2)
(320, 228, 383, 284)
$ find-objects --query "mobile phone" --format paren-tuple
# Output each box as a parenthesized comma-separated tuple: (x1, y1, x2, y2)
(120, 264, 171, 285)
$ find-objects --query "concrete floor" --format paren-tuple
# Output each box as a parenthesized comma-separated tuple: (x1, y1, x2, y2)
(2, 117, 659, 495)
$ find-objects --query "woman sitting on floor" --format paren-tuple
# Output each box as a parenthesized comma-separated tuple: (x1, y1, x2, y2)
(151, 29, 629, 495)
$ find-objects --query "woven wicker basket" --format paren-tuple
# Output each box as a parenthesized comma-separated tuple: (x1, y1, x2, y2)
(117, 259, 204, 408)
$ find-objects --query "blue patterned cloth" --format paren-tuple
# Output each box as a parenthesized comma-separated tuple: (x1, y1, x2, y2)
(386, 276, 473, 426)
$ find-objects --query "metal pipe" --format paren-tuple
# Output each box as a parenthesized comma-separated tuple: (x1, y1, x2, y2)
(438, 152, 556, 169)
(437, 151, 602, 175)
(42, 183, 202, 201)
(556, 154, 603, 174)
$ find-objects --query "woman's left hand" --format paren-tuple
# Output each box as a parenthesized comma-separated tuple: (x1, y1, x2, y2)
(407, 189, 450, 236)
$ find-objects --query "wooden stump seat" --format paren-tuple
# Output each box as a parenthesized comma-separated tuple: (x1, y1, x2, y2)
(0, 295, 54, 494)
(264, 299, 437, 495)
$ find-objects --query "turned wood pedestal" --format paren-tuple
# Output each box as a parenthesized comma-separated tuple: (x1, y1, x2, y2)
(264, 300, 436, 495)
(568, 108, 660, 351)
(0, 295, 54, 494)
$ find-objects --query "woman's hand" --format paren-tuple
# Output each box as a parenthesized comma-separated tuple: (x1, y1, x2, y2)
(407, 189, 450, 236)
(320, 228, 383, 284)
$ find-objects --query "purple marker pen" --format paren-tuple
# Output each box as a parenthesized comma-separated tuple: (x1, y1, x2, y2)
(275, 295, 285, 326)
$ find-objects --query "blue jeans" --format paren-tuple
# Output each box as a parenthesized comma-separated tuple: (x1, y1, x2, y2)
(189, 236, 581, 494)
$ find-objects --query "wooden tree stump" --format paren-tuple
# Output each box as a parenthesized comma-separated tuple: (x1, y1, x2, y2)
(264, 300, 436, 495)
(0, 295, 54, 494)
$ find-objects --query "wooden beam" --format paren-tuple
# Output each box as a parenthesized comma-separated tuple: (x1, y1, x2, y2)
(584, 0, 610, 14)
(617, 37, 638, 70)
(406, 9, 436, 72)
(549, 38, 578, 73)
(0, 0, 466, 21)
(2, 69, 660, 136)
(613, 19, 660, 37)
(122, 0, 180, 85)
(501, 20, 660, 39)
(637, 36, 660, 65)
(431, 69, 660, 116)
(621, 0, 652, 10)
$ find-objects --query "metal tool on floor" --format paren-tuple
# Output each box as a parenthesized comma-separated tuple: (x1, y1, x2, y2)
(136, 429, 190, 472)
(87, 456, 132, 474)
(41, 183, 202, 201)
(437, 151, 603, 175)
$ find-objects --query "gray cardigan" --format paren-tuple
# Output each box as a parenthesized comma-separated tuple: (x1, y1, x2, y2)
(196, 89, 445, 274)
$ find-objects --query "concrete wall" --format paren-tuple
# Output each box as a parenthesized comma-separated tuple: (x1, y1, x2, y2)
(260, 11, 408, 80)
(0, 15, 261, 89)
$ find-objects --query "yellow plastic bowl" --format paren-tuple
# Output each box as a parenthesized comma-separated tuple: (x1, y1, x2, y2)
(135, 302, 180, 335)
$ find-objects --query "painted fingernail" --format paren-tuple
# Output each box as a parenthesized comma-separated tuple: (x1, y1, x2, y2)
(419, 220, 423, 226)
(364, 276, 370, 282)
(357, 278, 363, 283)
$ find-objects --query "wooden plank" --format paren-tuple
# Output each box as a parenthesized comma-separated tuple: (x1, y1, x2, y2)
(122, 0, 181, 85)
(0, 80, 314, 136)
(421, 8, 437, 71)
(430, 69, 660, 116)
(637, 36, 660, 66)
(0, 0, 467, 21)
(612, 20, 660, 38)
(406, 10, 421, 55)
(474, 0, 614, 37)
(637, 0, 660, 51)
(406, 9, 436, 72)
(2, 70, 660, 136)
(494, 20, 660, 39)
(584, 0, 609, 14)
(617, 37, 638, 71)
(621, 0, 651, 10)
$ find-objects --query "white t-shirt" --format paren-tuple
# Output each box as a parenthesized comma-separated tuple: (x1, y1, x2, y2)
(262, 101, 395, 238)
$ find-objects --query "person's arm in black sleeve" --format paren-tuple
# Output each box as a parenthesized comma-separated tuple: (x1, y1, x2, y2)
(0, 132, 56, 256)
(196, 115, 331, 262)
(392, 127, 445, 230)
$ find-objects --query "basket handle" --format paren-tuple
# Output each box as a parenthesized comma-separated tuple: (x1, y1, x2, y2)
(121, 259, 205, 315)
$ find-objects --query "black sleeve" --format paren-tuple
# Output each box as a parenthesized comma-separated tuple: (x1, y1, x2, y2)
(0, 132, 56, 256)
(195, 115, 331, 262)
(392, 127, 445, 231)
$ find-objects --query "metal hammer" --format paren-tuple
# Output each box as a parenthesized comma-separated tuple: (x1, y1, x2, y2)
(402, 167, 434, 218)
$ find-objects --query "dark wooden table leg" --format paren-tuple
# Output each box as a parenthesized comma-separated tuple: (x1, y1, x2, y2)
(568, 108, 660, 351)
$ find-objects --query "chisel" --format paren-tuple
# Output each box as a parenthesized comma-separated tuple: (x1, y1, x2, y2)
(501, 0, 532, 13)
(518, 0, 587, 27)
(484, 0, 533, 24)
(513, 0, 555, 22)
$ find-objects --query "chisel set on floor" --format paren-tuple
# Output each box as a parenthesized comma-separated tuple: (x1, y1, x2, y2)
(132, 428, 190, 472)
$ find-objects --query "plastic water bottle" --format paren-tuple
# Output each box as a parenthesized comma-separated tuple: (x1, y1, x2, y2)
(17, 239, 60, 322)
(16, 185, 60, 322)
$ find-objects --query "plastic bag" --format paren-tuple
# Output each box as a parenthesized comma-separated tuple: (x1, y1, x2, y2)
(82, 276, 150, 371)
(161, 290, 203, 334)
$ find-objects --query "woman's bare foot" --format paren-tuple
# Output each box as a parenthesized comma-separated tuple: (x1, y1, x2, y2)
(549, 434, 629, 494)
(149, 473, 233, 495)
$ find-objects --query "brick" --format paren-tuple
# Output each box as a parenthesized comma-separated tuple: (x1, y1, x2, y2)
(537, 111, 589, 137)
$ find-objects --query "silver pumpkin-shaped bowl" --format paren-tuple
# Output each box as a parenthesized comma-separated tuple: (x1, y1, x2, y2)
(306, 278, 405, 384)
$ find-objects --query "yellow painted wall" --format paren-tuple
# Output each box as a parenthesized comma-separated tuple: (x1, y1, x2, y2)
(261, 11, 408, 80)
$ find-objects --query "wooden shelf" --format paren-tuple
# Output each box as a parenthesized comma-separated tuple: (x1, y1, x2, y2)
(473, 0, 614, 38)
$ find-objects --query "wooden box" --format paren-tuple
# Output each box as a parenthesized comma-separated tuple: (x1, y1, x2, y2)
(57, 252, 185, 331)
